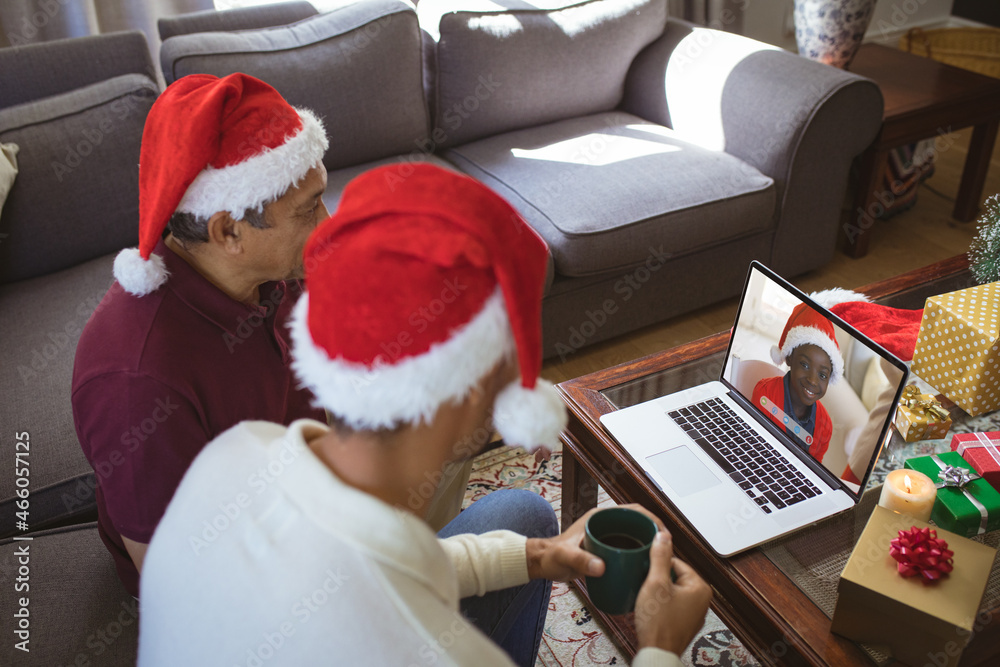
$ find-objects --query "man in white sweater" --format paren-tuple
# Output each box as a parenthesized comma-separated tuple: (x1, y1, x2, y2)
(138, 164, 711, 666)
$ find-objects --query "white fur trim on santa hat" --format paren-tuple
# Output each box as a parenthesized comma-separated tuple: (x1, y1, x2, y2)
(290, 289, 517, 431)
(113, 247, 168, 296)
(176, 108, 328, 220)
(774, 325, 844, 384)
(493, 379, 568, 452)
(808, 288, 870, 310)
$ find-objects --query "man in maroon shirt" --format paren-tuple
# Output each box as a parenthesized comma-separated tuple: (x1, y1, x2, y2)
(71, 73, 330, 597)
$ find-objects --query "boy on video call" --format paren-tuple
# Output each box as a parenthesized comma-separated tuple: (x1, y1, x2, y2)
(751, 304, 843, 463)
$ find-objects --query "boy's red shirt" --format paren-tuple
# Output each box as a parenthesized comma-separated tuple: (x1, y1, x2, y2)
(751, 375, 832, 463)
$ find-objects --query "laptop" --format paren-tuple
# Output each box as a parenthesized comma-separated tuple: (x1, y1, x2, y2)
(600, 261, 909, 556)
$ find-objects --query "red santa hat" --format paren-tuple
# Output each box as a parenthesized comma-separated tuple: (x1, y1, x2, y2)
(113, 72, 328, 296)
(810, 288, 923, 362)
(770, 302, 845, 383)
(288, 163, 566, 452)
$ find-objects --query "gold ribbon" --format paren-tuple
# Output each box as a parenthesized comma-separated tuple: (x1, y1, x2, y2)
(901, 385, 951, 421)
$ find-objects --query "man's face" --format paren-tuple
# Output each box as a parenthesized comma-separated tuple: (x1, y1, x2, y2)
(787, 344, 831, 410)
(242, 164, 329, 281)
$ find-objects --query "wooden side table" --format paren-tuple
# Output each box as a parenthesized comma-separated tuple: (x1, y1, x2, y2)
(845, 44, 1000, 258)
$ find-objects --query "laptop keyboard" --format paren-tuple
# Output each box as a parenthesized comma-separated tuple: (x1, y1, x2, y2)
(667, 398, 822, 514)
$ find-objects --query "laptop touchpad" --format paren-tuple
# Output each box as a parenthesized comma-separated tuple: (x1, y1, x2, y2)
(647, 447, 721, 497)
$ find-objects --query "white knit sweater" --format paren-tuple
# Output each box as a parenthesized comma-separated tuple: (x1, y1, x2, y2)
(138, 419, 679, 667)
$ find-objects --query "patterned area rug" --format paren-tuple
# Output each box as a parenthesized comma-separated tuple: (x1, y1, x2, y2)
(463, 445, 760, 667)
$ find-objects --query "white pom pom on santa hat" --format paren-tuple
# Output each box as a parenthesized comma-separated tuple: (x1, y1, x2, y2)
(113, 247, 169, 297)
(808, 288, 870, 309)
(493, 379, 568, 452)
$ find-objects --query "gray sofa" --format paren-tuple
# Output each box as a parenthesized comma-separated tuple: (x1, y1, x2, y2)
(158, 0, 883, 359)
(0, 1, 882, 664)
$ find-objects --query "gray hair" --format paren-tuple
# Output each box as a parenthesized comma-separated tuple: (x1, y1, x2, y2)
(166, 205, 271, 244)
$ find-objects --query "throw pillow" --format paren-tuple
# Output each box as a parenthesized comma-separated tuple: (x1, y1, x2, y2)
(0, 142, 18, 221)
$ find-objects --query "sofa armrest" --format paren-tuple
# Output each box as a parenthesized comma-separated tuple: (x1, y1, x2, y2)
(622, 19, 883, 275)
(157, 1, 318, 41)
(0, 31, 154, 110)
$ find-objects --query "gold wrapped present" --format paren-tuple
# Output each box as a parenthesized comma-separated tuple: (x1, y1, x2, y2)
(911, 282, 1000, 416)
(894, 384, 953, 442)
(831, 505, 996, 667)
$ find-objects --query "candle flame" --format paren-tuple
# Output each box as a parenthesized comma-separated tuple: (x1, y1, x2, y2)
(904, 474, 913, 493)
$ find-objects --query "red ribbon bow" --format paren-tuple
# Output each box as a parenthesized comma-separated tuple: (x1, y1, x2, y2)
(889, 527, 954, 581)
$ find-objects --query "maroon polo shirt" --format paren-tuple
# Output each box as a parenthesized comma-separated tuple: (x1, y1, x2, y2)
(71, 239, 325, 597)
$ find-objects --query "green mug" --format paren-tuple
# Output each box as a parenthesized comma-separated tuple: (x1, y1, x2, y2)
(583, 507, 658, 615)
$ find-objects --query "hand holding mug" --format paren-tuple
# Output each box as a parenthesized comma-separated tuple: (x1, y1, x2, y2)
(634, 532, 712, 655)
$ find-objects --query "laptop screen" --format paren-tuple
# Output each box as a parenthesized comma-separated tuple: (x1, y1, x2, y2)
(721, 263, 908, 495)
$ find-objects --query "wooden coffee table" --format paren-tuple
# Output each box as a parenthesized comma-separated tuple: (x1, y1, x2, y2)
(557, 254, 1000, 666)
(844, 44, 1000, 258)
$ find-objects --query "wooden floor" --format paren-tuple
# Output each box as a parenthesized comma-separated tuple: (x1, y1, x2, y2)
(542, 126, 999, 384)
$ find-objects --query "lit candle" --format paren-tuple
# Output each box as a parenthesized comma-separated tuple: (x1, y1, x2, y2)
(878, 469, 936, 522)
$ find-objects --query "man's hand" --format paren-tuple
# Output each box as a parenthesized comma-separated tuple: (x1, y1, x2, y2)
(634, 531, 712, 656)
(525, 504, 663, 582)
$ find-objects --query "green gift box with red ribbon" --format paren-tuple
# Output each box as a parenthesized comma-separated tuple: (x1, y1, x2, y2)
(905, 451, 1000, 537)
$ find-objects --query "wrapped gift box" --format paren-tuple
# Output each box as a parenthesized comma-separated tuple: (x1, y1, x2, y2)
(905, 452, 1000, 537)
(911, 282, 1000, 417)
(894, 385, 952, 442)
(951, 431, 1000, 491)
(832, 505, 995, 667)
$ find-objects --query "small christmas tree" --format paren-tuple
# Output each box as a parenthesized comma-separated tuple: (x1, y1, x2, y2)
(970, 194, 1000, 284)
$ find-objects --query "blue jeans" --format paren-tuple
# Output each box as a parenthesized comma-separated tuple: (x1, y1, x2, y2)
(438, 489, 558, 667)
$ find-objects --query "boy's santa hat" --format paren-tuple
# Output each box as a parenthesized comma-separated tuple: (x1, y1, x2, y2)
(113, 72, 328, 296)
(771, 302, 845, 383)
(771, 288, 925, 379)
(289, 163, 566, 452)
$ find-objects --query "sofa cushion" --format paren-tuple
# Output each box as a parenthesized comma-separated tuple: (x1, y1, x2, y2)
(445, 112, 776, 277)
(0, 254, 117, 537)
(0, 524, 137, 665)
(160, 0, 430, 171)
(419, 0, 668, 148)
(0, 74, 155, 284)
